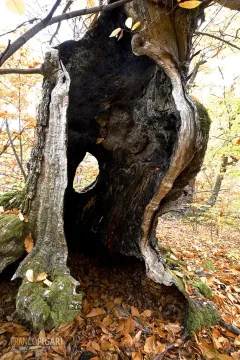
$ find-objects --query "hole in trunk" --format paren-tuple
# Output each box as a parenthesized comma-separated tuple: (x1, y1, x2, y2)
(73, 152, 99, 193)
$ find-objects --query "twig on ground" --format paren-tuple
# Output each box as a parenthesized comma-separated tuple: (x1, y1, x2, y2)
(220, 319, 240, 336)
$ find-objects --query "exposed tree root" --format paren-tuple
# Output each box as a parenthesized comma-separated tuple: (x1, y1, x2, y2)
(13, 248, 82, 332)
(219, 319, 240, 336)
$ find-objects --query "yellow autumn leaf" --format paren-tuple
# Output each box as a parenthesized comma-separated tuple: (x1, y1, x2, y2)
(132, 21, 141, 31)
(6, 0, 26, 15)
(179, 0, 201, 8)
(109, 28, 122, 37)
(125, 17, 133, 29)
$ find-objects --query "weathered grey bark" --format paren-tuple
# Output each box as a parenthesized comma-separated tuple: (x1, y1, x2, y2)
(12, 50, 82, 331)
(0, 0, 221, 332)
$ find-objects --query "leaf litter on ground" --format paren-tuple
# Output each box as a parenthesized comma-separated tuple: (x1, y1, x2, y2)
(0, 217, 239, 359)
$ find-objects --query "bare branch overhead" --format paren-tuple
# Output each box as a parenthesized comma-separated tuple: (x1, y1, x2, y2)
(0, 18, 40, 38)
(49, 0, 74, 45)
(0, 0, 62, 66)
(215, 0, 240, 11)
(0, 0, 132, 67)
(195, 31, 240, 51)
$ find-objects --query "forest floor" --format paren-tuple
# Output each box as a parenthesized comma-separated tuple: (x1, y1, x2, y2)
(0, 219, 239, 360)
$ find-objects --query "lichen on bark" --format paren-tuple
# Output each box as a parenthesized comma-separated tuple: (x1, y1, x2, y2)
(17, 270, 82, 331)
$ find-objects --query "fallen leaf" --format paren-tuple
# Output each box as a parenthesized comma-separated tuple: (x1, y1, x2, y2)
(121, 334, 133, 346)
(25, 269, 34, 283)
(43, 279, 52, 287)
(165, 323, 182, 334)
(92, 341, 100, 351)
(131, 306, 140, 317)
(18, 211, 24, 221)
(52, 341, 66, 357)
(234, 335, 240, 346)
(24, 234, 34, 253)
(36, 272, 47, 282)
(86, 308, 105, 318)
(144, 336, 155, 354)
(141, 310, 152, 318)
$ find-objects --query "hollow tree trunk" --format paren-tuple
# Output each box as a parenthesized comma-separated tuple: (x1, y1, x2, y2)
(12, 51, 82, 331)
(0, 0, 220, 332)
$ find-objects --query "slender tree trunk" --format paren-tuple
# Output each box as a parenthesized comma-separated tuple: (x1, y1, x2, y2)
(194, 155, 228, 216)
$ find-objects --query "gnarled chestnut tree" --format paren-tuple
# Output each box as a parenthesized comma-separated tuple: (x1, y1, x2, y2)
(0, 0, 239, 333)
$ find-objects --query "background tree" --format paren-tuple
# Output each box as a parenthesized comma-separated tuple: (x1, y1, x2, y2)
(0, 39, 41, 191)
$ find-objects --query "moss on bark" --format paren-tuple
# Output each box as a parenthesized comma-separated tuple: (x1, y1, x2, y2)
(16, 255, 83, 332)
(0, 190, 25, 211)
(0, 214, 29, 273)
(189, 280, 212, 299)
(168, 268, 219, 334)
(187, 300, 220, 334)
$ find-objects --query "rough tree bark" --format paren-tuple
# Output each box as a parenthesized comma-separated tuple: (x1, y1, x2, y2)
(0, 0, 221, 332)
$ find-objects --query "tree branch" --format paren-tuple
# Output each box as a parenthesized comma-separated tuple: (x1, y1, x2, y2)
(49, 0, 73, 45)
(5, 119, 27, 182)
(43, 0, 62, 25)
(0, 67, 43, 75)
(0, 0, 62, 67)
(195, 31, 240, 51)
(0, 40, 11, 62)
(0, 18, 40, 38)
(0, 0, 132, 67)
(187, 59, 207, 85)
